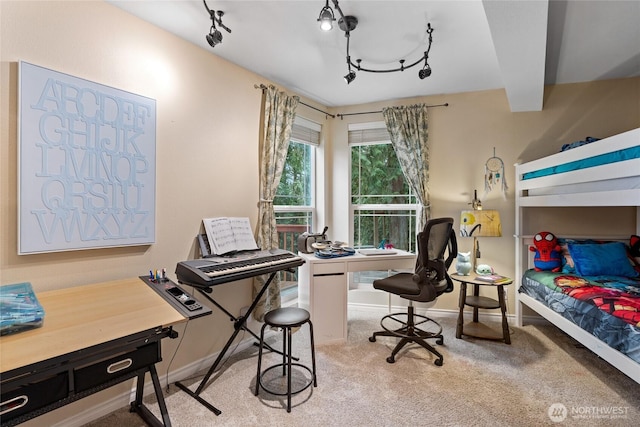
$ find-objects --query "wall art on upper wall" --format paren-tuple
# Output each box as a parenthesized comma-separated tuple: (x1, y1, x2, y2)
(18, 61, 156, 254)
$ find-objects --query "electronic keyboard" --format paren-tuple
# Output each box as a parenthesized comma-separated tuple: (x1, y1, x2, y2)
(175, 249, 304, 288)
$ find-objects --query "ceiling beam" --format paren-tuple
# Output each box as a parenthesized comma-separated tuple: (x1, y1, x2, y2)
(482, 0, 549, 112)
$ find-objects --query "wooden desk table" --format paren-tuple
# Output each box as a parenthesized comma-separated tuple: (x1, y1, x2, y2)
(0, 277, 188, 426)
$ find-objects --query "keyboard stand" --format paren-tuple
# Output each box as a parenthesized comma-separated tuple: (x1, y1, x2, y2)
(174, 270, 294, 415)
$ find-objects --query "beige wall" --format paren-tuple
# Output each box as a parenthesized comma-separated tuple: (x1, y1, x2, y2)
(1, 1, 639, 425)
(327, 80, 639, 311)
(0, 2, 330, 425)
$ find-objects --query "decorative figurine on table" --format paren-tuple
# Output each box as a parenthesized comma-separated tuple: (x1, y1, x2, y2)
(475, 264, 494, 275)
(455, 252, 472, 275)
(530, 231, 562, 272)
(378, 239, 394, 249)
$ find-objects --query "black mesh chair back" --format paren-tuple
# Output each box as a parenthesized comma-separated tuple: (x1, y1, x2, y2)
(412, 217, 457, 300)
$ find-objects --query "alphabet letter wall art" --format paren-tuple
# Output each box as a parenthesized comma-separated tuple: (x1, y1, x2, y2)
(18, 62, 156, 254)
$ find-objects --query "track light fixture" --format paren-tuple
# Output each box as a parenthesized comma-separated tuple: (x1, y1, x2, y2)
(317, 0, 335, 31)
(318, 0, 434, 84)
(419, 63, 432, 80)
(344, 70, 356, 84)
(203, 0, 231, 48)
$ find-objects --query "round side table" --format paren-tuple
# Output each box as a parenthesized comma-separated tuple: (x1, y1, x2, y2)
(451, 274, 512, 344)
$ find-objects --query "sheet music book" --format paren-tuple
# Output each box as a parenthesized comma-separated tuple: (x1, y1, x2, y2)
(202, 217, 259, 255)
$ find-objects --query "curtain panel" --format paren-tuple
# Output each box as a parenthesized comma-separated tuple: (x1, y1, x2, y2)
(382, 104, 431, 231)
(253, 85, 299, 321)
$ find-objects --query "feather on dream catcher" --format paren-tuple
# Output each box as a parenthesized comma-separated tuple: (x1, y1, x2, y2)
(484, 148, 507, 197)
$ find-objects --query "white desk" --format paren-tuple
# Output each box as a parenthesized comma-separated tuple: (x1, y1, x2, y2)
(297, 250, 416, 344)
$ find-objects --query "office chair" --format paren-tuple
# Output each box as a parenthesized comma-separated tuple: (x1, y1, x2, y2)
(369, 217, 457, 365)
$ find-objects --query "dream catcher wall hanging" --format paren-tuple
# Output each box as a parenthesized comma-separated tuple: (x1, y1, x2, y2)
(484, 148, 507, 197)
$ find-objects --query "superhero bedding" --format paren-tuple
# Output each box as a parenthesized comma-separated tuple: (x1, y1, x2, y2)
(519, 270, 640, 363)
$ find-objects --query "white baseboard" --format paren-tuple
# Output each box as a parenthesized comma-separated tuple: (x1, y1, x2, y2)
(347, 302, 550, 325)
(52, 391, 133, 427)
(51, 328, 272, 427)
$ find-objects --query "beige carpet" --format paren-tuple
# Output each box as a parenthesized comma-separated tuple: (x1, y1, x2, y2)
(86, 307, 639, 426)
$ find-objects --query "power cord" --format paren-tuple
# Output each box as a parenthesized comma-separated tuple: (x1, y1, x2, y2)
(165, 316, 189, 392)
(164, 284, 248, 391)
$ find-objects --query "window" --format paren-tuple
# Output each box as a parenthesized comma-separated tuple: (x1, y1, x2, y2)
(274, 116, 319, 231)
(274, 116, 320, 302)
(274, 140, 314, 229)
(349, 123, 418, 253)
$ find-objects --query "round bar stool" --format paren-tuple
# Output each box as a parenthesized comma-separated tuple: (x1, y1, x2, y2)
(254, 307, 317, 412)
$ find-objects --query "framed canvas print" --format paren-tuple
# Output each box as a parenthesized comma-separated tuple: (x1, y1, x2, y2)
(18, 61, 156, 254)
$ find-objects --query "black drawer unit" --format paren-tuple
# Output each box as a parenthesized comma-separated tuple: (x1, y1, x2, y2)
(0, 327, 175, 427)
(0, 372, 68, 421)
(74, 341, 160, 393)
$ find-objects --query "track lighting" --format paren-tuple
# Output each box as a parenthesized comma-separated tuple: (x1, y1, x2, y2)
(318, 0, 335, 31)
(203, 0, 231, 48)
(418, 63, 432, 80)
(344, 71, 356, 84)
(318, 0, 435, 84)
(207, 27, 223, 47)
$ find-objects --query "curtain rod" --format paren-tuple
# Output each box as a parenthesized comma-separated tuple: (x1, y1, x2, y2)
(336, 103, 449, 120)
(254, 84, 336, 119)
(254, 84, 449, 120)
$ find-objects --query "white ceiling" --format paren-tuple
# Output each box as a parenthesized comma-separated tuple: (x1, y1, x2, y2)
(107, 0, 640, 111)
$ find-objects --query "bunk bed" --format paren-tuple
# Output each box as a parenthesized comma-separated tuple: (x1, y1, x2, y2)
(514, 127, 640, 384)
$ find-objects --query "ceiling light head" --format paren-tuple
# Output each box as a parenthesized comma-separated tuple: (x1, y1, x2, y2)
(344, 71, 356, 84)
(318, 2, 335, 31)
(202, 1, 231, 49)
(206, 27, 223, 47)
(418, 64, 432, 80)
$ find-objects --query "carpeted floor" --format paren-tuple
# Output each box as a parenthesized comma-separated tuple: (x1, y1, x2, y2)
(85, 307, 639, 426)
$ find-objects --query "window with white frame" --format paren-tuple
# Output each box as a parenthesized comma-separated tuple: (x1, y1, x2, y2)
(349, 122, 418, 253)
(274, 116, 319, 231)
(274, 116, 320, 300)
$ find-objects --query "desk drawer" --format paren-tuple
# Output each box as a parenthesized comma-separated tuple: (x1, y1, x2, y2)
(313, 262, 345, 276)
(0, 372, 68, 421)
(74, 342, 159, 392)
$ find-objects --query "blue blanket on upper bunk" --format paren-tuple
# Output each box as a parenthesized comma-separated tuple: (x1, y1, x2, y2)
(522, 146, 640, 180)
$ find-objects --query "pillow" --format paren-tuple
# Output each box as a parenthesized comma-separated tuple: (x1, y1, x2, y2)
(568, 242, 639, 277)
(557, 238, 576, 273)
(558, 238, 599, 273)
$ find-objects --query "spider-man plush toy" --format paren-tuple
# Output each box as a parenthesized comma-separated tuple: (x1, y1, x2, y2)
(630, 235, 640, 257)
(630, 235, 640, 273)
(530, 231, 562, 272)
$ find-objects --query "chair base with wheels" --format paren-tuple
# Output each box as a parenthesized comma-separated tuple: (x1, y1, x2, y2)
(255, 307, 317, 413)
(369, 302, 444, 365)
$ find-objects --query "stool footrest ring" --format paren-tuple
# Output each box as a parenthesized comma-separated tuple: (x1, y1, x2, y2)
(379, 312, 443, 339)
(258, 363, 315, 396)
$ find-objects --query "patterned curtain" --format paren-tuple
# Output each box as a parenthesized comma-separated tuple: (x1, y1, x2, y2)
(382, 104, 431, 231)
(253, 85, 299, 321)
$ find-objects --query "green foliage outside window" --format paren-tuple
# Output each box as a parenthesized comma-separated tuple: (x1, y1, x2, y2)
(275, 141, 312, 209)
(351, 143, 417, 251)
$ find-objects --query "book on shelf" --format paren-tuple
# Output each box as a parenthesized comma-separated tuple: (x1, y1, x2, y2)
(202, 217, 259, 256)
(474, 274, 511, 284)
